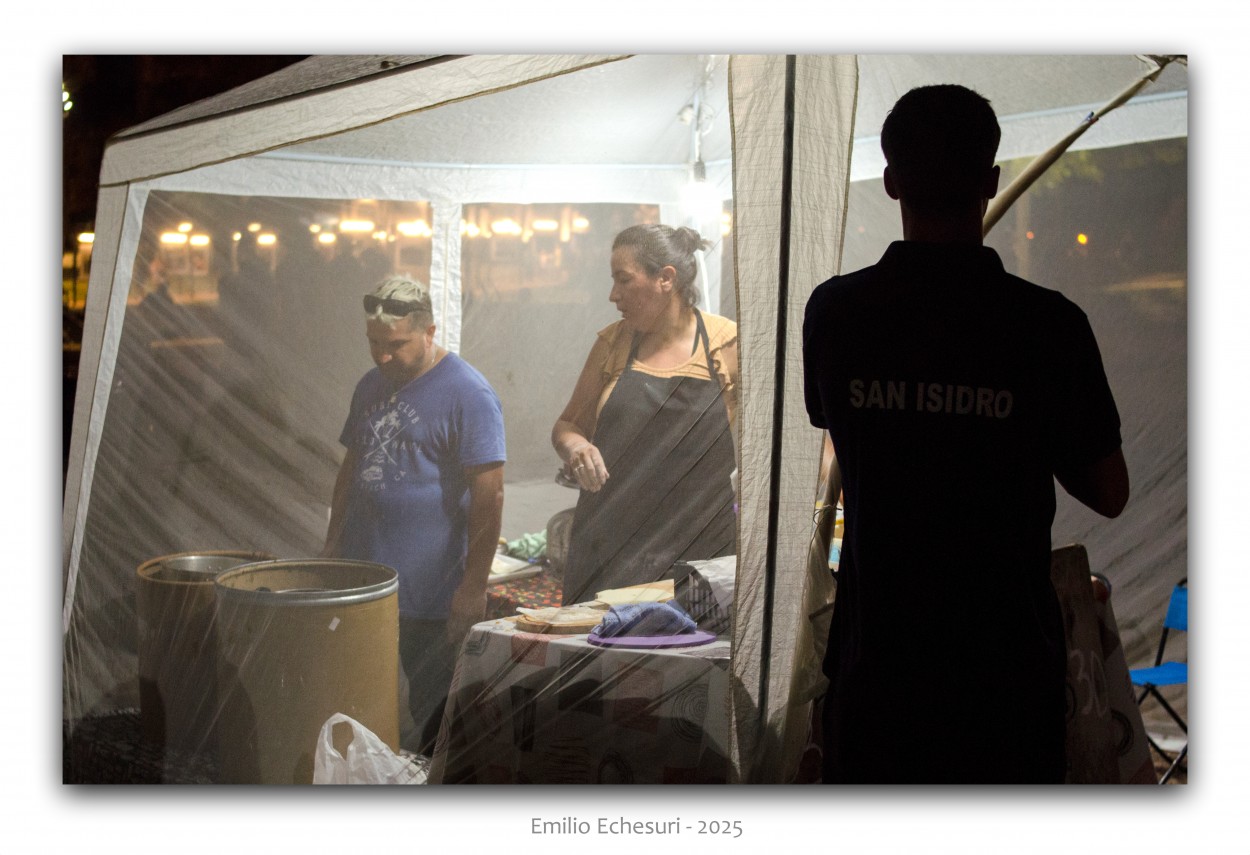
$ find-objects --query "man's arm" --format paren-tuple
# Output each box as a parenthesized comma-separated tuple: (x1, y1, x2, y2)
(1056, 447, 1129, 519)
(322, 448, 359, 557)
(446, 461, 505, 642)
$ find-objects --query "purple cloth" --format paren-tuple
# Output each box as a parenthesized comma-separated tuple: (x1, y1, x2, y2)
(593, 601, 696, 638)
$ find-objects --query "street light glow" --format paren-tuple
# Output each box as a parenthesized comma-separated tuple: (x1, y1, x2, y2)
(397, 220, 432, 238)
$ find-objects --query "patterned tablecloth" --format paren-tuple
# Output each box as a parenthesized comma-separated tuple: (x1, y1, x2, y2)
(485, 568, 563, 619)
(427, 619, 731, 784)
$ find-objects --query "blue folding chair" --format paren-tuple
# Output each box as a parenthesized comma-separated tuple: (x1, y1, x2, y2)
(1129, 578, 1187, 783)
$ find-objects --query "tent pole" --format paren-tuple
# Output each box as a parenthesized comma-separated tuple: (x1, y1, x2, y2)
(983, 55, 1182, 236)
(753, 53, 798, 782)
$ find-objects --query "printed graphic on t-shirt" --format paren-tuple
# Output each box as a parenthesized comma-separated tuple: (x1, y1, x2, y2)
(357, 400, 422, 491)
(849, 378, 1014, 419)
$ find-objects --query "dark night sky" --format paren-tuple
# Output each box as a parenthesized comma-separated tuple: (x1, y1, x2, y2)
(62, 56, 309, 248)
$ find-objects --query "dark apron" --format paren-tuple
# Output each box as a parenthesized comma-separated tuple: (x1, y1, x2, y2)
(562, 310, 736, 605)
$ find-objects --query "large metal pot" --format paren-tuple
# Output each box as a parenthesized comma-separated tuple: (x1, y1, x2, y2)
(136, 550, 274, 760)
(213, 559, 399, 784)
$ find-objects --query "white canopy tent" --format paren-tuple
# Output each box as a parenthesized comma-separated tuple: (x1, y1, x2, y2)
(63, 54, 1187, 783)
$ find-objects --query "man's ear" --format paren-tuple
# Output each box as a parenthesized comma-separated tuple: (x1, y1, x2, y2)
(883, 166, 900, 201)
(983, 164, 1001, 201)
(425, 323, 437, 341)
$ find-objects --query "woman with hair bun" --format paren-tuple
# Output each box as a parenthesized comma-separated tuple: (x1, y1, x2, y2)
(552, 224, 738, 605)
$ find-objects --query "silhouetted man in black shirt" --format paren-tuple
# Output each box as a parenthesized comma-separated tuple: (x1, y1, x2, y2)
(803, 84, 1129, 783)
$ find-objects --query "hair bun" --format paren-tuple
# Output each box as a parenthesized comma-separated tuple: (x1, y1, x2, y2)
(674, 225, 711, 254)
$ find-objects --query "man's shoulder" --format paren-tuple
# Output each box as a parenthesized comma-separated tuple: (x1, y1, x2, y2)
(807, 263, 883, 318)
(996, 269, 1089, 324)
(435, 353, 502, 406)
(815, 261, 882, 293)
(434, 351, 488, 382)
(810, 249, 1086, 318)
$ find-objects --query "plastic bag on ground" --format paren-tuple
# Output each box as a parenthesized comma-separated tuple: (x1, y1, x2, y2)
(312, 712, 426, 785)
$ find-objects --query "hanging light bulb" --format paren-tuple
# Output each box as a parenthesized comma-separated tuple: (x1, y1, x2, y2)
(680, 159, 722, 224)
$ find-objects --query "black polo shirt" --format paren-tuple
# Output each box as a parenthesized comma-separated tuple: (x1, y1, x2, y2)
(802, 241, 1121, 781)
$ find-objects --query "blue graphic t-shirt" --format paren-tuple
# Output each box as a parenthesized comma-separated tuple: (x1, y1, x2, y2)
(338, 353, 505, 619)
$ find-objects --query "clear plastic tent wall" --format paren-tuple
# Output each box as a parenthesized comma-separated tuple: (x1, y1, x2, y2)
(63, 54, 1187, 784)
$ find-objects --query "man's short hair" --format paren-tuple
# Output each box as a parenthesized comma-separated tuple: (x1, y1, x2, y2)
(364, 274, 434, 328)
(880, 84, 1001, 214)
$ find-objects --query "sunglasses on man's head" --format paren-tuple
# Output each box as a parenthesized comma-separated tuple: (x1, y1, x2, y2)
(363, 295, 429, 316)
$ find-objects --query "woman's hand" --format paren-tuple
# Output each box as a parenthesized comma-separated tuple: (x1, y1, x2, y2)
(565, 442, 609, 493)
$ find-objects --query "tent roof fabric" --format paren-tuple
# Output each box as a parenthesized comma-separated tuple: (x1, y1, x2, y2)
(102, 54, 1186, 190)
(850, 54, 1188, 180)
(98, 55, 634, 187)
(285, 54, 731, 167)
(115, 55, 443, 138)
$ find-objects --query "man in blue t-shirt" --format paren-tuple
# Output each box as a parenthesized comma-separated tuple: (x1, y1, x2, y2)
(325, 274, 505, 755)
(803, 85, 1129, 783)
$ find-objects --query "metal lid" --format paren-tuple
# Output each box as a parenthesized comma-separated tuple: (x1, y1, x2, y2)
(214, 559, 398, 606)
(137, 551, 275, 583)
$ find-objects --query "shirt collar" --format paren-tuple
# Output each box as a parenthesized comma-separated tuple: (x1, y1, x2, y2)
(879, 240, 1006, 275)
